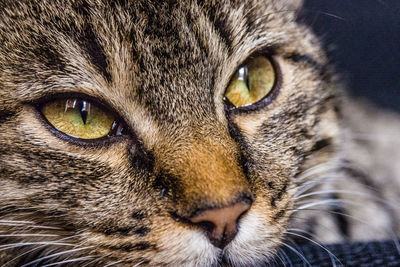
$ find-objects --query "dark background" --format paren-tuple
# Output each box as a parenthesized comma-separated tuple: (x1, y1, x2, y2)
(300, 0, 400, 112)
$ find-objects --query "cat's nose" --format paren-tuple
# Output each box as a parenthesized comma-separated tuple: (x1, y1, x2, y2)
(189, 201, 251, 249)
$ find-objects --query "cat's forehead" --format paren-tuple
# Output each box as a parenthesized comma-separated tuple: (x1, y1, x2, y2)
(1, 0, 312, 128)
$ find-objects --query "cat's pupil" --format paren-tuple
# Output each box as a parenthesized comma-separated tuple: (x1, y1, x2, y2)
(65, 99, 91, 125)
(79, 100, 90, 125)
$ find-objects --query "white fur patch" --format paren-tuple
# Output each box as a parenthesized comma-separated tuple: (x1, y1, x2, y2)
(223, 210, 278, 266)
(154, 228, 219, 266)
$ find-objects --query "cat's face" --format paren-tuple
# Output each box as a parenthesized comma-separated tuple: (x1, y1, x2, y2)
(0, 0, 340, 266)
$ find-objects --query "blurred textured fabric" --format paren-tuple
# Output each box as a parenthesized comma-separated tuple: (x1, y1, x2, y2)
(277, 239, 400, 266)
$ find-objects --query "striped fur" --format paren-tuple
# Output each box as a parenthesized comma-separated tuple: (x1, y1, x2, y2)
(0, 0, 399, 266)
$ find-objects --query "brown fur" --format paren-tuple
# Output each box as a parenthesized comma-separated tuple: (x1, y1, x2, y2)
(0, 0, 399, 266)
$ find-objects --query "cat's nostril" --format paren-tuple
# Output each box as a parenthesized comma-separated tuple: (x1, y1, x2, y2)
(188, 202, 251, 249)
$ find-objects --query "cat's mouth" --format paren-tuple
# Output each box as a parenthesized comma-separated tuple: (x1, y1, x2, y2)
(218, 252, 235, 267)
(209, 198, 288, 265)
(139, 200, 279, 266)
(217, 250, 259, 267)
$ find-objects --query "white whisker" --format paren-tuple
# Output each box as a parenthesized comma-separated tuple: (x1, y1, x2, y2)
(280, 242, 311, 267)
(102, 260, 124, 267)
(290, 208, 400, 255)
(0, 242, 77, 251)
(293, 199, 344, 211)
(294, 189, 397, 209)
(17, 225, 61, 230)
(20, 246, 93, 267)
(0, 234, 59, 237)
(294, 162, 341, 183)
(285, 231, 341, 266)
(0, 220, 33, 224)
(81, 252, 113, 267)
(274, 248, 287, 267)
(3, 235, 83, 266)
(41, 256, 94, 267)
(132, 260, 145, 267)
(277, 247, 293, 267)
(293, 174, 340, 197)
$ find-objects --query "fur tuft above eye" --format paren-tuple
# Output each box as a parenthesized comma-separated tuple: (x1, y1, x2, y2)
(41, 98, 125, 140)
(224, 56, 276, 109)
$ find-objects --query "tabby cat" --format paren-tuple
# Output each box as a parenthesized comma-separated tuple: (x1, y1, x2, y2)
(0, 0, 399, 266)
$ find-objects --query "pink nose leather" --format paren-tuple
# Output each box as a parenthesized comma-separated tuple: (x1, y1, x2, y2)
(189, 202, 251, 248)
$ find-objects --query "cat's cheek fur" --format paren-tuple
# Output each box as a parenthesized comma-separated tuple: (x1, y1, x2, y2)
(278, 0, 304, 11)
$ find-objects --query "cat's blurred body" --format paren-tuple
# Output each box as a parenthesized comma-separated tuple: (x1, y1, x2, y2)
(0, 0, 399, 266)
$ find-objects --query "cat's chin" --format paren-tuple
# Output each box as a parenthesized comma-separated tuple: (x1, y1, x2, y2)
(220, 210, 279, 267)
(152, 208, 280, 267)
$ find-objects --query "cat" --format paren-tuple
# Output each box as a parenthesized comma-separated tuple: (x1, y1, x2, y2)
(0, 0, 399, 266)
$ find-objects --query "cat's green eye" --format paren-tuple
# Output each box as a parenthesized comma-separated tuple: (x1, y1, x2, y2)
(41, 99, 124, 140)
(225, 56, 276, 108)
